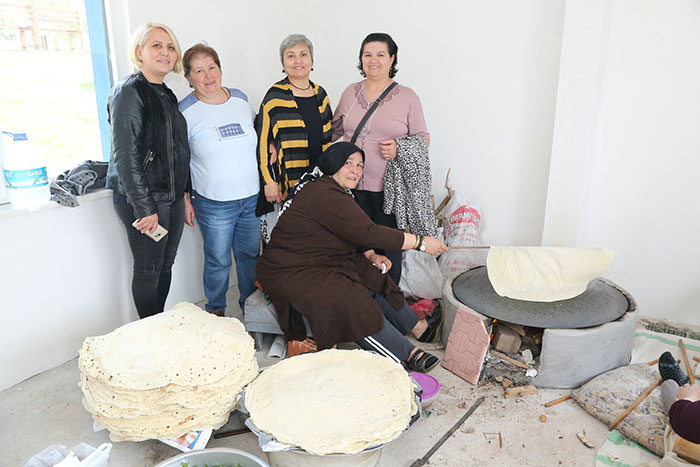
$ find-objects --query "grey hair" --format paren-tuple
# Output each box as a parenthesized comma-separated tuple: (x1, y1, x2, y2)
(279, 34, 314, 65)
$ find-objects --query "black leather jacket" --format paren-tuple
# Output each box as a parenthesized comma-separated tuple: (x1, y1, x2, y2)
(105, 72, 190, 219)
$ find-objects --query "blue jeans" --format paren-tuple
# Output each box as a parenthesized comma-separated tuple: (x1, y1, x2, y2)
(192, 192, 260, 312)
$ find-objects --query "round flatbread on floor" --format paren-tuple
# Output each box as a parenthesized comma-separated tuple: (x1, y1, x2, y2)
(245, 349, 417, 455)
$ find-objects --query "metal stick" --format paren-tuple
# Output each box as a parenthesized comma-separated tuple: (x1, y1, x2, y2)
(410, 396, 485, 467)
(212, 427, 251, 439)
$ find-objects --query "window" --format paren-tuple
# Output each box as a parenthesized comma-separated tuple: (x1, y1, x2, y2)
(0, 0, 110, 177)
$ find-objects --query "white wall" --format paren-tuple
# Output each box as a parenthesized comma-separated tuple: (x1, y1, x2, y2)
(126, 0, 565, 248)
(543, 0, 700, 324)
(5, 0, 700, 390)
(0, 193, 206, 389)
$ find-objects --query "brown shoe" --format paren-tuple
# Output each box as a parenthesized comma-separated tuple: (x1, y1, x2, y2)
(287, 338, 318, 357)
(212, 309, 225, 317)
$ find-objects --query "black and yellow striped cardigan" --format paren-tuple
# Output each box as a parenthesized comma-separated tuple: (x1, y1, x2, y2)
(255, 78, 333, 200)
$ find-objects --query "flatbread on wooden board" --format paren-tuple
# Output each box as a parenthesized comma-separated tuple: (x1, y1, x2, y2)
(486, 247, 614, 302)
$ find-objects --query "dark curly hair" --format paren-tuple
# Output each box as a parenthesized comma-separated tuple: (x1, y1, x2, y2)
(357, 32, 398, 78)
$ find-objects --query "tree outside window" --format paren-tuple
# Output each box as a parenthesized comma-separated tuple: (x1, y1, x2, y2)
(0, 0, 105, 176)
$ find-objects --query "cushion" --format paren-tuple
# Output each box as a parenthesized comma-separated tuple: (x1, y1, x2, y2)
(571, 363, 666, 456)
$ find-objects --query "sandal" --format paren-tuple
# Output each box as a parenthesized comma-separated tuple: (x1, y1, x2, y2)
(406, 350, 440, 373)
(418, 307, 444, 343)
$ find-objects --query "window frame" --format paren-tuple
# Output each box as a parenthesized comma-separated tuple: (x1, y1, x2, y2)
(84, 0, 112, 162)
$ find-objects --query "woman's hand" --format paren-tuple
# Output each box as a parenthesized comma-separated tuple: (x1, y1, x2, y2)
(364, 250, 392, 274)
(423, 236, 449, 255)
(379, 139, 397, 161)
(269, 143, 278, 164)
(135, 213, 159, 234)
(184, 193, 195, 227)
(264, 182, 283, 204)
(401, 234, 449, 255)
(677, 384, 700, 402)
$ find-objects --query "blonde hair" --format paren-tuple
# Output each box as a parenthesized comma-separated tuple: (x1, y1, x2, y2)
(129, 22, 182, 74)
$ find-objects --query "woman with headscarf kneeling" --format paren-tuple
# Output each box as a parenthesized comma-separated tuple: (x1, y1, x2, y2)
(256, 142, 448, 372)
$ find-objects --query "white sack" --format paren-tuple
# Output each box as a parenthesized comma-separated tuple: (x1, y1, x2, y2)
(438, 192, 487, 275)
(399, 249, 445, 299)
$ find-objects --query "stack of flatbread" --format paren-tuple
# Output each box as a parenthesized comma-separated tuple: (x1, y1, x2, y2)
(245, 349, 417, 455)
(78, 302, 258, 441)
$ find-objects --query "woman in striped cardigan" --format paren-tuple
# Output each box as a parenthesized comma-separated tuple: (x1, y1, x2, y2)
(255, 34, 333, 216)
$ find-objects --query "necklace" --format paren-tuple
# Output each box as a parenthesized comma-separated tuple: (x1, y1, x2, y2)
(289, 80, 312, 91)
(195, 87, 228, 104)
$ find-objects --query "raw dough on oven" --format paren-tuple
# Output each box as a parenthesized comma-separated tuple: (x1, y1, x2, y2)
(486, 247, 614, 302)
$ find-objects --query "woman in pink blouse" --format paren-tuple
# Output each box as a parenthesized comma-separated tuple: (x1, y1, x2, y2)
(332, 32, 429, 285)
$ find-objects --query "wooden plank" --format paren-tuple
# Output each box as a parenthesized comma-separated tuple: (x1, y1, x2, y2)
(577, 431, 595, 449)
(679, 339, 695, 385)
(504, 385, 537, 398)
(610, 378, 661, 430)
(544, 394, 572, 407)
(673, 437, 700, 464)
(532, 331, 543, 345)
(502, 321, 527, 336)
(490, 349, 532, 369)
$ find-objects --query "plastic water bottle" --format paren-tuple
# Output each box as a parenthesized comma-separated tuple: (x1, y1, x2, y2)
(1, 131, 50, 208)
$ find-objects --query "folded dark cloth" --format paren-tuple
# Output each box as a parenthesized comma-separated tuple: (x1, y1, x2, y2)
(50, 160, 109, 207)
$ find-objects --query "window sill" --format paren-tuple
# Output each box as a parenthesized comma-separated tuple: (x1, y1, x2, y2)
(0, 189, 112, 220)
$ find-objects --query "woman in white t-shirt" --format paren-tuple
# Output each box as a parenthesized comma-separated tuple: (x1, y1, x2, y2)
(179, 43, 260, 316)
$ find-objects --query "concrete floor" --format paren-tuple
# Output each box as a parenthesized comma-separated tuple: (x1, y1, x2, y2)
(2, 287, 613, 467)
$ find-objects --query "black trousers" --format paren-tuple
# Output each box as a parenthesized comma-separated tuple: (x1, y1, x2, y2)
(352, 189, 403, 285)
(113, 191, 185, 319)
(355, 290, 418, 362)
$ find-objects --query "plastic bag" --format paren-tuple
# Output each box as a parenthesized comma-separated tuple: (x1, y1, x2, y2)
(24, 443, 111, 467)
(438, 192, 487, 275)
(400, 249, 445, 299)
(260, 204, 280, 244)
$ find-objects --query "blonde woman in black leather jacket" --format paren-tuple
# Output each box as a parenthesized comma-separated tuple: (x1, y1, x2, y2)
(105, 22, 190, 319)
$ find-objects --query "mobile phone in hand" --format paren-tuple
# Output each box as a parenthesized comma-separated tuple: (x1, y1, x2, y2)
(132, 220, 168, 242)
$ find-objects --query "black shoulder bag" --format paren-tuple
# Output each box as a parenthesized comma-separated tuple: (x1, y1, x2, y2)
(349, 82, 398, 145)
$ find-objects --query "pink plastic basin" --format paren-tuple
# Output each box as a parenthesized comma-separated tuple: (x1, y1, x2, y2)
(409, 372, 442, 408)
